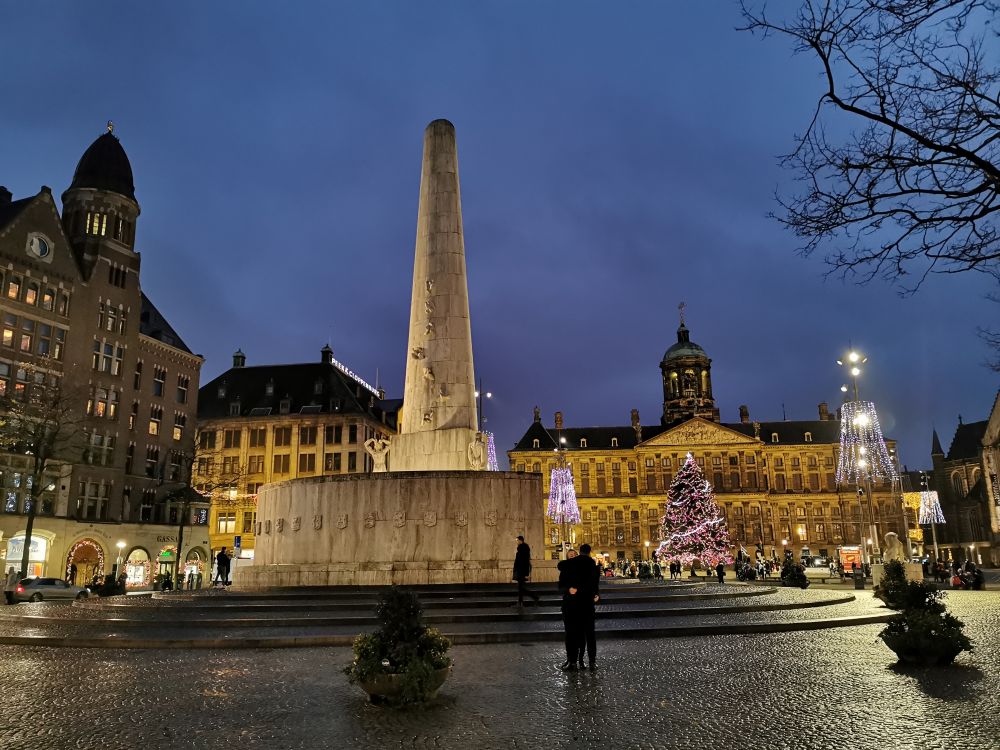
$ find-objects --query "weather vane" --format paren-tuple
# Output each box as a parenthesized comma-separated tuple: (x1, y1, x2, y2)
(106, 120, 114, 134)
(678, 301, 686, 325)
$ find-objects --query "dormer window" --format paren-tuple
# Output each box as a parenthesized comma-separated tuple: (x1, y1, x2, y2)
(580, 438, 588, 448)
(313, 379, 323, 395)
(265, 380, 274, 397)
(804, 432, 813, 443)
(771, 433, 779, 443)
(532, 439, 540, 449)
(279, 398, 291, 414)
(229, 401, 241, 417)
(217, 383, 226, 399)
(611, 437, 619, 448)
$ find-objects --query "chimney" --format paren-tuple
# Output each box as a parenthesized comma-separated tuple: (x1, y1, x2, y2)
(738, 405, 750, 424)
(554, 411, 563, 430)
(232, 349, 246, 368)
(0, 186, 11, 206)
(631, 408, 642, 442)
(818, 402, 830, 421)
(321, 344, 334, 365)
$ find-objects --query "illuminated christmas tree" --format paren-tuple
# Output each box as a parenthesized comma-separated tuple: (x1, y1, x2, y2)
(657, 453, 733, 568)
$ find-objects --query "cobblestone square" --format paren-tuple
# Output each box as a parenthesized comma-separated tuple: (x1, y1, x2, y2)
(0, 590, 997, 750)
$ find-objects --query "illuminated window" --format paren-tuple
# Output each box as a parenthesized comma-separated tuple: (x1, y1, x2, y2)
(804, 432, 813, 442)
(6, 276, 20, 299)
(611, 437, 619, 447)
(532, 439, 540, 448)
(580, 438, 588, 448)
(41, 289, 54, 310)
(24, 283, 38, 306)
(771, 433, 779, 443)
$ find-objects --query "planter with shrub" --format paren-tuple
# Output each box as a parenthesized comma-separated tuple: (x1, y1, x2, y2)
(879, 580, 972, 666)
(344, 587, 452, 705)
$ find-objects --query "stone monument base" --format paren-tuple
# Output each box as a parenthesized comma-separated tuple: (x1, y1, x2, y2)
(243, 470, 556, 588)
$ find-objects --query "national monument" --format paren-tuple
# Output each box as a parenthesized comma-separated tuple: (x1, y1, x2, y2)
(243, 120, 552, 587)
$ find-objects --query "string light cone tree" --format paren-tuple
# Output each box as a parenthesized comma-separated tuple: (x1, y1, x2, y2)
(657, 453, 733, 570)
(485, 431, 499, 471)
(546, 467, 581, 525)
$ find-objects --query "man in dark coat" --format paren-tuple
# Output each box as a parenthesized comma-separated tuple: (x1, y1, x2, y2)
(558, 549, 582, 669)
(216, 547, 231, 586)
(512, 536, 540, 607)
(561, 543, 600, 671)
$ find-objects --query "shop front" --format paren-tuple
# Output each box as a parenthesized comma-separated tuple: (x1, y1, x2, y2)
(65, 538, 106, 586)
(124, 547, 152, 589)
(2, 534, 50, 577)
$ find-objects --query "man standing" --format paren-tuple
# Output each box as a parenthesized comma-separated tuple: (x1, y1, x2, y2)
(215, 547, 231, 587)
(558, 549, 581, 670)
(562, 543, 600, 671)
(512, 536, 540, 607)
(4, 567, 20, 605)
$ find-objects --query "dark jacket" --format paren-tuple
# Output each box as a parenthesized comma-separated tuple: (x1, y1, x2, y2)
(562, 554, 600, 609)
(513, 542, 532, 580)
(216, 551, 231, 571)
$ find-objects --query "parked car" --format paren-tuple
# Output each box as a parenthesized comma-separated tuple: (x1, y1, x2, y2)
(12, 577, 89, 603)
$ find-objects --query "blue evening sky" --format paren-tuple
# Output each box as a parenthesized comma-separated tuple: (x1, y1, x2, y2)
(1, 1, 996, 467)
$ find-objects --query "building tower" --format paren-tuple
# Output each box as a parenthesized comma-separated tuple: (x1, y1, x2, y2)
(61, 123, 140, 281)
(660, 304, 720, 425)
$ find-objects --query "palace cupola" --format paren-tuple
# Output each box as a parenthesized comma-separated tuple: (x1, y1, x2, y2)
(660, 304, 720, 425)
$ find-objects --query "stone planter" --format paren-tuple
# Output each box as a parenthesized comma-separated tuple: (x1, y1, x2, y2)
(358, 665, 451, 705)
(881, 634, 963, 667)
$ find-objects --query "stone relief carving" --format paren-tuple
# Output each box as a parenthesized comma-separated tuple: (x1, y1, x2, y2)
(455, 511, 468, 527)
(364, 436, 391, 473)
(291, 516, 301, 532)
(313, 514, 323, 530)
(393, 510, 406, 528)
(424, 298, 435, 315)
(423, 511, 437, 527)
(411, 347, 426, 360)
(337, 513, 348, 529)
(264, 519, 272, 534)
(425, 279, 434, 294)
(423, 367, 435, 383)
(275, 518, 285, 533)
(424, 321, 435, 337)
(654, 420, 755, 446)
(422, 411, 433, 424)
(468, 431, 486, 470)
(364, 512, 377, 529)
(485, 510, 497, 527)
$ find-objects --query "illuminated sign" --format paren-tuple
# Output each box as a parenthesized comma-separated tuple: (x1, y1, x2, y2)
(4, 536, 48, 562)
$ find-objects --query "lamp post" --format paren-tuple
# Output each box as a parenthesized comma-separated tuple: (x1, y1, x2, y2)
(115, 540, 126, 576)
(474, 380, 492, 432)
(645, 540, 650, 560)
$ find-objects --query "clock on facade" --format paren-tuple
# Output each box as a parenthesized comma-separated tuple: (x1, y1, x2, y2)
(28, 234, 51, 258)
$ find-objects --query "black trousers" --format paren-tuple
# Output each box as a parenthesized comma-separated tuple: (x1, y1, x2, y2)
(516, 577, 538, 604)
(580, 606, 596, 663)
(562, 604, 596, 664)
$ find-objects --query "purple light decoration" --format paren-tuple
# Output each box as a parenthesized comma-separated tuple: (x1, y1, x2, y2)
(485, 431, 499, 471)
(918, 490, 946, 525)
(546, 467, 581, 525)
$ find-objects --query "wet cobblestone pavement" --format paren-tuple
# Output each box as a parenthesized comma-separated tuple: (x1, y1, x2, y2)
(0, 591, 996, 749)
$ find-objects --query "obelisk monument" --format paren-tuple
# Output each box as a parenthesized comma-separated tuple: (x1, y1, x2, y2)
(391, 119, 481, 471)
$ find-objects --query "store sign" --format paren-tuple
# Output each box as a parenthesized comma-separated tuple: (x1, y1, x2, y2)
(4, 536, 48, 562)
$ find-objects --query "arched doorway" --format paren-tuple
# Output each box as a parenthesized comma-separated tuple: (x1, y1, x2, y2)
(183, 548, 206, 588)
(65, 539, 105, 586)
(156, 545, 177, 577)
(125, 547, 151, 589)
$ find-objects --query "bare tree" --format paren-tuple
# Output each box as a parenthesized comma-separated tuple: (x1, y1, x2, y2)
(0, 363, 86, 578)
(740, 0, 1000, 291)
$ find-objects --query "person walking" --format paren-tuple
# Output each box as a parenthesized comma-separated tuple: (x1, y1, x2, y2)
(512, 536, 540, 607)
(716, 561, 726, 584)
(4, 567, 20, 605)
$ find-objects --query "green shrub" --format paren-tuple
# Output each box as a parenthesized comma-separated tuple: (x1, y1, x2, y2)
(344, 587, 452, 704)
(879, 581, 972, 665)
(874, 560, 908, 610)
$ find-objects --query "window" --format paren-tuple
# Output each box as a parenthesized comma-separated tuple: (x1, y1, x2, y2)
(279, 398, 290, 414)
(229, 402, 241, 417)
(19, 319, 33, 352)
(76, 481, 110, 521)
(313, 379, 323, 395)
(274, 427, 292, 446)
(713, 457, 722, 466)
(580, 438, 588, 448)
(134, 361, 142, 389)
(611, 437, 619, 447)
(951, 472, 966, 497)
(248, 455, 265, 474)
(532, 439, 540, 448)
(792, 474, 803, 490)
(172, 413, 185, 442)
(222, 456, 240, 475)
(25, 282, 38, 306)
(775, 457, 784, 468)
(148, 406, 162, 435)
(348, 425, 358, 443)
(41, 289, 54, 311)
(249, 428, 266, 448)
(265, 380, 274, 396)
(300, 426, 317, 445)
(199, 431, 217, 450)
(145, 445, 160, 478)
(176, 375, 189, 403)
(223, 429, 241, 449)
(771, 433, 779, 443)
(746, 455, 755, 465)
(804, 432, 813, 442)
(217, 383, 226, 399)
(298, 453, 316, 473)
(153, 367, 166, 397)
(272, 454, 290, 473)
(791, 457, 801, 468)
(730, 472, 740, 489)
(6, 276, 20, 299)
(348, 452, 357, 472)
(217, 512, 236, 534)
(242, 512, 257, 534)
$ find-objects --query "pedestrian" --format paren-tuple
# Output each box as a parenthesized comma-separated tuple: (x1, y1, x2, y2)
(68, 562, 78, 585)
(512, 536, 540, 607)
(4, 567, 20, 605)
(558, 549, 583, 670)
(215, 547, 231, 586)
(716, 561, 725, 584)
(653, 561, 661, 580)
(195, 571, 203, 589)
(566, 543, 600, 671)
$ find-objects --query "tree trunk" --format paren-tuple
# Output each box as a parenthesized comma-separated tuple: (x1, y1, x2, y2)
(18, 506, 36, 578)
(174, 501, 188, 588)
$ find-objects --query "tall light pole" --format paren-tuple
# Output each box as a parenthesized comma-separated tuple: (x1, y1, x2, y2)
(474, 380, 492, 432)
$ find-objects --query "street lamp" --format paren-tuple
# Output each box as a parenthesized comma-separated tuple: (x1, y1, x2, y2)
(836, 349, 868, 401)
(474, 379, 493, 431)
(645, 540, 650, 560)
(115, 540, 126, 572)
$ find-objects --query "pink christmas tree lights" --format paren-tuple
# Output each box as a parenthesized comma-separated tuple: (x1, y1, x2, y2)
(657, 453, 733, 568)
